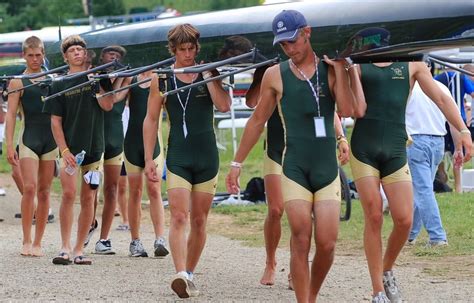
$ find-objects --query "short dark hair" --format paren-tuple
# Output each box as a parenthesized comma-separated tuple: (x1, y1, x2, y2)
(101, 45, 127, 58)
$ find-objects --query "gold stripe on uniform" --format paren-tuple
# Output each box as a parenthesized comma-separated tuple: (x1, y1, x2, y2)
(381, 163, 411, 185)
(349, 149, 380, 181)
(81, 155, 104, 173)
(103, 152, 124, 166)
(193, 174, 218, 195)
(263, 152, 282, 176)
(281, 173, 312, 203)
(19, 139, 58, 161)
(167, 170, 192, 191)
(314, 174, 340, 202)
(124, 153, 164, 175)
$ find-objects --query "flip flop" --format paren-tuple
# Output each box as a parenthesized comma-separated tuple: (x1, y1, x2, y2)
(73, 255, 92, 265)
(52, 252, 72, 265)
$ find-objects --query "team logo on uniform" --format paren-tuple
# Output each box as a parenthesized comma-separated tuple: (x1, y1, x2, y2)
(195, 85, 207, 98)
(391, 66, 405, 80)
(314, 82, 326, 97)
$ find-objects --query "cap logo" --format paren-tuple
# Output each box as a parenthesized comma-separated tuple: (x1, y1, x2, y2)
(276, 21, 287, 33)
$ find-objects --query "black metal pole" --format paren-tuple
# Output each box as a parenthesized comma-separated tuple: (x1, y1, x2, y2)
(164, 57, 279, 96)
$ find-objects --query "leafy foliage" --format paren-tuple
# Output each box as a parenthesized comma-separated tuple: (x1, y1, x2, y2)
(0, 0, 261, 33)
(0, 0, 125, 33)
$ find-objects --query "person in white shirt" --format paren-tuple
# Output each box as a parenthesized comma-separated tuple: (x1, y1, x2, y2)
(405, 80, 464, 246)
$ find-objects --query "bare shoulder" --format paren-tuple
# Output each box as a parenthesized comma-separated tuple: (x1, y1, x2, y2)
(8, 78, 22, 90)
(408, 61, 427, 74)
(262, 64, 282, 91)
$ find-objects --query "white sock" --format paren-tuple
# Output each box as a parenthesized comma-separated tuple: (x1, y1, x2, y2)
(177, 271, 188, 279)
(187, 271, 193, 281)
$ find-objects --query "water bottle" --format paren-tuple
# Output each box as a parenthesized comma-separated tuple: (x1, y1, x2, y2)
(65, 150, 86, 175)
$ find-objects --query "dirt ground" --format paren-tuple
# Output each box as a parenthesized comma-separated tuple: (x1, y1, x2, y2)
(0, 173, 473, 302)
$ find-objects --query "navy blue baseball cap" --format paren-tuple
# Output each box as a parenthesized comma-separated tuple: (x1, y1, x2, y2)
(272, 10, 308, 46)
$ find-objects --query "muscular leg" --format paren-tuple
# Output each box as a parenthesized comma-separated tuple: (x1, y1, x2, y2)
(72, 179, 97, 257)
(146, 177, 165, 238)
(58, 168, 77, 255)
(11, 163, 23, 195)
(31, 159, 55, 256)
(19, 158, 39, 256)
(309, 199, 340, 301)
(261, 174, 284, 285)
(186, 191, 213, 273)
(168, 188, 191, 272)
(127, 173, 143, 240)
(356, 177, 385, 295)
(117, 175, 129, 225)
(285, 200, 312, 303)
(382, 181, 413, 271)
(100, 164, 121, 240)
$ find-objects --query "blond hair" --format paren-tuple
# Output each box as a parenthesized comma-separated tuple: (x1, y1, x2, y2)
(167, 23, 200, 55)
(61, 35, 86, 54)
(22, 36, 44, 53)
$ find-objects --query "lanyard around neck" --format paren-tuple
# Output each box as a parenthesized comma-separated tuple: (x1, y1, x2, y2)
(290, 53, 321, 117)
(172, 71, 196, 138)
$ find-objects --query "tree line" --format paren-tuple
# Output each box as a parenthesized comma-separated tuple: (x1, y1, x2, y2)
(0, 0, 261, 33)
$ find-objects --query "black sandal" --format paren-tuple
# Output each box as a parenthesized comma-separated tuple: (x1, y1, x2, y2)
(52, 252, 72, 265)
(73, 255, 92, 265)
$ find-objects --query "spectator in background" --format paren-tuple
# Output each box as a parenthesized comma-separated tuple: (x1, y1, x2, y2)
(406, 79, 464, 247)
(434, 65, 474, 192)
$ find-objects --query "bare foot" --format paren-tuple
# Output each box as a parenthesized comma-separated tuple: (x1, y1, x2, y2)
(20, 243, 32, 256)
(260, 263, 276, 285)
(31, 245, 44, 257)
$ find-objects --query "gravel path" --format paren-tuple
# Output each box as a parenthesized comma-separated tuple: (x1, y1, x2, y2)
(0, 178, 472, 302)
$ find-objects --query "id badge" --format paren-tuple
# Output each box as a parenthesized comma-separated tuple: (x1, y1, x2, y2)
(314, 117, 326, 138)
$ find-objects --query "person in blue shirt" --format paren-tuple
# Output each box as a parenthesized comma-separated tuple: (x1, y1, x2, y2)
(435, 66, 474, 192)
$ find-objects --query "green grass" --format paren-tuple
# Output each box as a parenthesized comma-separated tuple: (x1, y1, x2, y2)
(212, 191, 474, 256)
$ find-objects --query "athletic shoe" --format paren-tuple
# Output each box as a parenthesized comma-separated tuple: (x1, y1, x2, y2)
(170, 273, 200, 298)
(129, 239, 148, 257)
(372, 292, 390, 303)
(83, 219, 98, 248)
(428, 240, 448, 247)
(406, 238, 416, 246)
(187, 279, 199, 297)
(383, 270, 402, 303)
(0, 187, 6, 196)
(95, 239, 116, 255)
(47, 213, 55, 224)
(154, 238, 169, 258)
